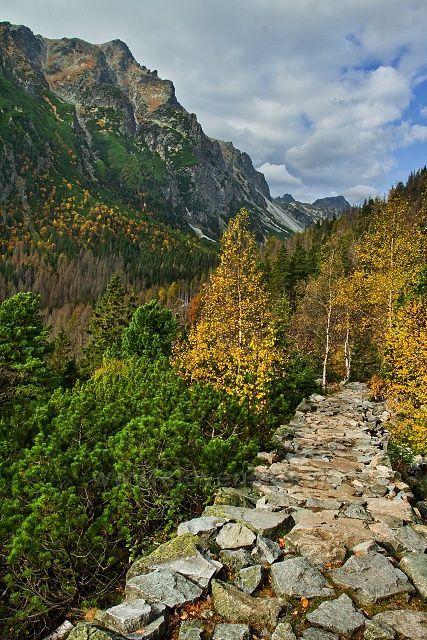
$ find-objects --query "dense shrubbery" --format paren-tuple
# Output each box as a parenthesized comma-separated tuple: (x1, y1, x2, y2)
(0, 276, 315, 638)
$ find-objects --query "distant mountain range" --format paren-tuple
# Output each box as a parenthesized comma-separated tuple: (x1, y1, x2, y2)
(270, 194, 350, 233)
(0, 22, 349, 240)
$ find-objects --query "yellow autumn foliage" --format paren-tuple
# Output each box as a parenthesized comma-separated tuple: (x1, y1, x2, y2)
(385, 296, 427, 455)
(173, 208, 282, 408)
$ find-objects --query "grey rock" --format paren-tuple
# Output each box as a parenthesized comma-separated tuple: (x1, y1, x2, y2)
(251, 535, 282, 565)
(343, 504, 369, 520)
(219, 549, 254, 572)
(271, 622, 296, 640)
(364, 619, 396, 640)
(95, 600, 162, 635)
(390, 526, 427, 558)
(216, 523, 256, 549)
(67, 624, 122, 640)
(306, 497, 343, 510)
(365, 497, 414, 525)
(126, 614, 168, 640)
(270, 557, 335, 598)
(400, 553, 427, 598)
(204, 505, 292, 535)
(306, 593, 365, 636)
(126, 569, 202, 607)
(212, 624, 250, 640)
(127, 534, 221, 588)
(330, 552, 415, 605)
(373, 611, 427, 640)
(310, 394, 326, 403)
(352, 540, 382, 555)
(302, 630, 339, 640)
(211, 579, 287, 626)
(43, 621, 74, 640)
(179, 620, 204, 640)
(177, 516, 227, 536)
(236, 565, 263, 594)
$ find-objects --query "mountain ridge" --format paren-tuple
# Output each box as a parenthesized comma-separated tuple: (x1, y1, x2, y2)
(0, 21, 348, 239)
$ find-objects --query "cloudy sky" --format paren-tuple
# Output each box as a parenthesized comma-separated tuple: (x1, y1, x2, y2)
(2, 0, 427, 203)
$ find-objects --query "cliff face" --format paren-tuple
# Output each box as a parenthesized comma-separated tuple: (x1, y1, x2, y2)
(0, 22, 348, 239)
(0, 22, 275, 238)
(272, 194, 350, 230)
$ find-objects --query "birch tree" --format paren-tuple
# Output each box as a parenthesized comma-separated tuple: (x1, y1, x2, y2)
(173, 209, 282, 407)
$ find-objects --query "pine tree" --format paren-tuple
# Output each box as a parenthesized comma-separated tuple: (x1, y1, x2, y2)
(173, 209, 282, 407)
(50, 328, 77, 388)
(81, 274, 136, 374)
(122, 301, 179, 361)
(0, 292, 53, 405)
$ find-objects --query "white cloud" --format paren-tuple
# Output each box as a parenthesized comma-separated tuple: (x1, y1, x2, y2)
(344, 185, 381, 204)
(257, 163, 302, 186)
(2, 0, 427, 200)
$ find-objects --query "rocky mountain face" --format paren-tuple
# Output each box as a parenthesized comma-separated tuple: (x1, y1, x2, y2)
(272, 193, 350, 232)
(0, 22, 348, 239)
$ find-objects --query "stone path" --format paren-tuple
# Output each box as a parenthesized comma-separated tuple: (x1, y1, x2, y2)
(62, 383, 427, 640)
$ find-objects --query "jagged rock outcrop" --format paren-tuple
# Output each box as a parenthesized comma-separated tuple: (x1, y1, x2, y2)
(0, 21, 348, 240)
(54, 383, 427, 640)
(271, 194, 350, 231)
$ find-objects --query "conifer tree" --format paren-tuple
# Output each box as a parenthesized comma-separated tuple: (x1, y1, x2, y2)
(173, 209, 282, 407)
(50, 328, 77, 388)
(122, 301, 179, 360)
(81, 274, 135, 374)
(0, 292, 53, 405)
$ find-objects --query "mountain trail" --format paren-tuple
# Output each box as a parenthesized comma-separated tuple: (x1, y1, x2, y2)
(60, 383, 427, 640)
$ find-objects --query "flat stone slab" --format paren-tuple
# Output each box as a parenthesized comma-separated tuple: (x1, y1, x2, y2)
(236, 565, 263, 594)
(343, 504, 369, 520)
(329, 552, 415, 605)
(126, 614, 168, 640)
(216, 523, 256, 549)
(271, 622, 297, 640)
(212, 624, 250, 640)
(373, 611, 427, 640)
(271, 556, 334, 598)
(95, 599, 163, 635)
(366, 497, 414, 525)
(211, 580, 286, 627)
(179, 620, 204, 640)
(364, 619, 395, 640)
(306, 593, 365, 636)
(286, 510, 371, 565)
(371, 523, 427, 558)
(126, 569, 202, 607)
(127, 534, 221, 588)
(204, 505, 291, 535)
(251, 535, 282, 565)
(400, 553, 427, 598)
(177, 516, 227, 536)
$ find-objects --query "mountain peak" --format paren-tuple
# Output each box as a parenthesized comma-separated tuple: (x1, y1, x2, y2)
(0, 22, 348, 240)
(312, 195, 350, 211)
(275, 194, 295, 204)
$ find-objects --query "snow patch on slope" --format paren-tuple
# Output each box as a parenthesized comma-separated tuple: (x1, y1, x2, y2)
(188, 224, 216, 242)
